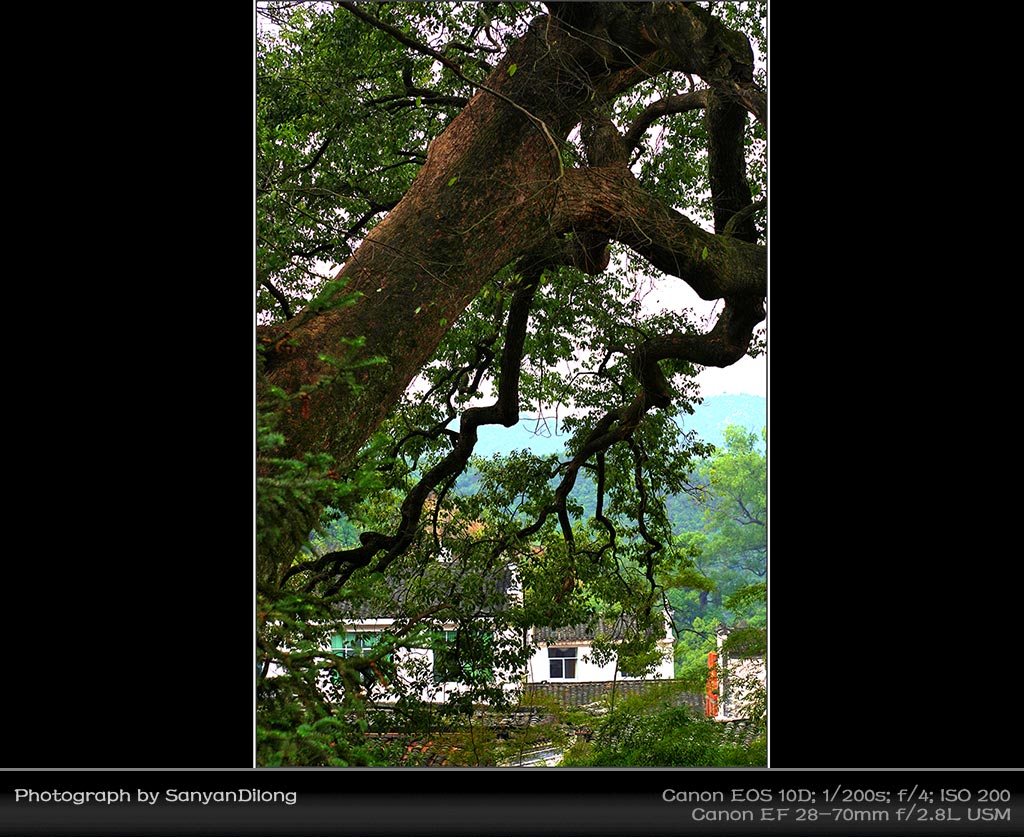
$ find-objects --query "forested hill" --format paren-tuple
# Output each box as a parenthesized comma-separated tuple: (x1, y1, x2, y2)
(677, 394, 766, 449)
(314, 395, 765, 552)
(472, 394, 766, 460)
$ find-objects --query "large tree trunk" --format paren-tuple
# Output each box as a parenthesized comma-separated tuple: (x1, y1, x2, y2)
(257, 5, 767, 579)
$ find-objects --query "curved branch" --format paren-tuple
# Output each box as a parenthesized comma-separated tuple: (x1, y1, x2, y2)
(723, 198, 766, 238)
(641, 3, 766, 127)
(642, 295, 766, 370)
(336, 1, 466, 77)
(258, 273, 294, 320)
(580, 451, 617, 564)
(623, 89, 708, 151)
(628, 437, 663, 592)
(286, 250, 552, 592)
(367, 67, 469, 111)
(323, 281, 763, 591)
(542, 296, 764, 530)
(258, 5, 768, 579)
(553, 166, 766, 300)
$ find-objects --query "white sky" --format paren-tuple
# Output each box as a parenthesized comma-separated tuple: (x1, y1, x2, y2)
(697, 353, 766, 398)
(674, 290, 767, 399)
(631, 252, 767, 400)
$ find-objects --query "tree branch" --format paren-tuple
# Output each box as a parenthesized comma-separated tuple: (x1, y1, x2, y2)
(285, 249, 553, 593)
(642, 295, 766, 370)
(258, 273, 294, 320)
(723, 198, 766, 238)
(641, 3, 766, 127)
(706, 88, 757, 241)
(336, 0, 564, 173)
(365, 66, 469, 111)
(335, 1, 466, 77)
(552, 166, 766, 300)
(623, 90, 708, 151)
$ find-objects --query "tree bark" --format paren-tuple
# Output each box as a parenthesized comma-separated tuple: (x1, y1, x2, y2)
(258, 3, 766, 484)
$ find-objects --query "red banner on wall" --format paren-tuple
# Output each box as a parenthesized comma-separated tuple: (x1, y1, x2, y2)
(705, 651, 719, 717)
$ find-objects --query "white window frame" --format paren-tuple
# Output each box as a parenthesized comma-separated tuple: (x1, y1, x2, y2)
(548, 646, 578, 679)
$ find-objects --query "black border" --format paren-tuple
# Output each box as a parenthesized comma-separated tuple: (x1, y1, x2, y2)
(6, 4, 1020, 836)
(3, 769, 1023, 836)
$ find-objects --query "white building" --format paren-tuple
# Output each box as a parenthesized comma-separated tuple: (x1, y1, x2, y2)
(325, 608, 677, 704)
(525, 616, 676, 684)
(712, 625, 766, 721)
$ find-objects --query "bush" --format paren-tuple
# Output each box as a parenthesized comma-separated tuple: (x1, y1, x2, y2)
(560, 689, 765, 767)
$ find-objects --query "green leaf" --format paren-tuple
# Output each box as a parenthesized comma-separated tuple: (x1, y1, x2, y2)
(508, 63, 517, 77)
(447, 175, 459, 187)
(701, 246, 709, 260)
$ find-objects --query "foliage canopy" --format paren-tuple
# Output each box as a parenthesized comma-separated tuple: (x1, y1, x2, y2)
(256, 1, 767, 766)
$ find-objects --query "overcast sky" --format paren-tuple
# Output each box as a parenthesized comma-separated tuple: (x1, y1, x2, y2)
(697, 353, 766, 398)
(689, 295, 766, 398)
(641, 274, 767, 400)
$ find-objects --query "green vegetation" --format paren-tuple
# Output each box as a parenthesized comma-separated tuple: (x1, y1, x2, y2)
(562, 685, 765, 767)
(667, 425, 767, 685)
(256, 1, 766, 766)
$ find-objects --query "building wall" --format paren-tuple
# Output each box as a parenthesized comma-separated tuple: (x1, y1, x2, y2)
(333, 619, 524, 704)
(717, 655, 766, 721)
(315, 616, 677, 702)
(524, 639, 676, 684)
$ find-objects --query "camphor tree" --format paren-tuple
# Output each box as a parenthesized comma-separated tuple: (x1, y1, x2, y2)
(256, 1, 766, 765)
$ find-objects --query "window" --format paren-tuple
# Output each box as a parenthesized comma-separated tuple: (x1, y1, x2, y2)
(548, 647, 577, 679)
(331, 631, 382, 658)
(432, 630, 461, 684)
(329, 632, 388, 687)
(431, 627, 493, 685)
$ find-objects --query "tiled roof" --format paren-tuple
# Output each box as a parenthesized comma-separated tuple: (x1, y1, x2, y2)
(713, 718, 764, 748)
(523, 679, 704, 710)
(365, 732, 496, 767)
(331, 559, 516, 620)
(533, 615, 667, 644)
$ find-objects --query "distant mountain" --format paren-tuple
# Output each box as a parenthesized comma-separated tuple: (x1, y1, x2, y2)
(683, 393, 766, 450)
(471, 394, 765, 460)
